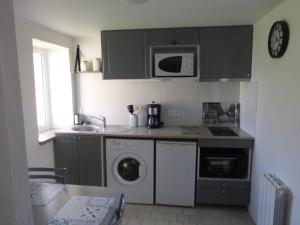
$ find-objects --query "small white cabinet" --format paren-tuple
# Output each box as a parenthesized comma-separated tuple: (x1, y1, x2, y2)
(155, 141, 197, 206)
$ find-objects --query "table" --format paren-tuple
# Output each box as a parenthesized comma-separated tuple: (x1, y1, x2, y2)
(32, 184, 123, 225)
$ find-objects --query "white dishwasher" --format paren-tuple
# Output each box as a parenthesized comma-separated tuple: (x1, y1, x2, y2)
(155, 141, 197, 207)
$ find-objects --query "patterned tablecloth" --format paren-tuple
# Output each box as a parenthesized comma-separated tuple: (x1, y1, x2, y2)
(30, 182, 65, 206)
(47, 196, 115, 225)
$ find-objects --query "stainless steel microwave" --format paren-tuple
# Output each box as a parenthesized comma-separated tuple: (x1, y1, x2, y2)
(150, 45, 199, 78)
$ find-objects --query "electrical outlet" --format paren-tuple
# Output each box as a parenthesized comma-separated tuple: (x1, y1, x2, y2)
(168, 110, 182, 117)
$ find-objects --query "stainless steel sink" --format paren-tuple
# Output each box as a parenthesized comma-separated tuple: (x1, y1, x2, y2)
(71, 125, 130, 133)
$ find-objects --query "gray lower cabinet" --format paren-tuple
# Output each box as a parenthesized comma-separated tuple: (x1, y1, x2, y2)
(77, 136, 102, 186)
(101, 29, 149, 79)
(54, 135, 102, 186)
(200, 25, 253, 81)
(197, 179, 250, 205)
(54, 136, 79, 185)
(150, 28, 199, 46)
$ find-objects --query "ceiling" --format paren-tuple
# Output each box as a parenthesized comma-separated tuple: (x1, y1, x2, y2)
(13, 0, 284, 37)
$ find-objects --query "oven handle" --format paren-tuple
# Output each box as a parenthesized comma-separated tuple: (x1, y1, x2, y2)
(206, 157, 237, 160)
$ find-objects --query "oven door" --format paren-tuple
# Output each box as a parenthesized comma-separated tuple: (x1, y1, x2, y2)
(155, 53, 194, 76)
(199, 148, 248, 179)
(201, 156, 238, 178)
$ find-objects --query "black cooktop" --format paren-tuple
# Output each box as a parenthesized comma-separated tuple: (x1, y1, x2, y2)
(208, 126, 238, 136)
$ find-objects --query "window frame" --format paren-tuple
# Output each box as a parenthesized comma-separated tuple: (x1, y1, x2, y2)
(33, 47, 52, 132)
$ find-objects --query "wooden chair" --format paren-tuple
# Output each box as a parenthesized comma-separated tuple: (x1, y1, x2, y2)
(28, 167, 67, 184)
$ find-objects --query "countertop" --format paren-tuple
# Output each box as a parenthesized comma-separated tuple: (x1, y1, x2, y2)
(54, 125, 254, 141)
(39, 130, 56, 144)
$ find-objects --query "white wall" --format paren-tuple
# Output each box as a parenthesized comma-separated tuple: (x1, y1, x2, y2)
(75, 37, 241, 126)
(0, 0, 33, 224)
(240, 0, 300, 224)
(14, 17, 74, 167)
(240, 81, 259, 136)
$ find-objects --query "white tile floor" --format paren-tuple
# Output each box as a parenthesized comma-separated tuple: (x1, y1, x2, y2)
(122, 204, 255, 225)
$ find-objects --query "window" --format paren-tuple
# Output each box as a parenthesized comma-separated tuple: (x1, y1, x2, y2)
(32, 39, 74, 131)
(33, 48, 51, 131)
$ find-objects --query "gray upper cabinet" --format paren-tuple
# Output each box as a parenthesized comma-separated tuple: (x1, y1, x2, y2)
(150, 28, 199, 46)
(101, 30, 149, 79)
(78, 136, 102, 186)
(199, 25, 253, 81)
(101, 26, 252, 81)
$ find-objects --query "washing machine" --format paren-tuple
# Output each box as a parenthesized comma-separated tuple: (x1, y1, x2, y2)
(106, 138, 154, 204)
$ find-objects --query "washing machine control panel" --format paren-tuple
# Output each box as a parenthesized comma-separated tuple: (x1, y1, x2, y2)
(107, 139, 121, 146)
(106, 139, 137, 150)
(106, 139, 153, 151)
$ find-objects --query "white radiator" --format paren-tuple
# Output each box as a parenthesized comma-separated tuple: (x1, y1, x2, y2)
(258, 174, 287, 225)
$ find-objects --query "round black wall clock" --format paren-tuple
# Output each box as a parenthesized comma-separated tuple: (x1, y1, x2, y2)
(268, 21, 289, 58)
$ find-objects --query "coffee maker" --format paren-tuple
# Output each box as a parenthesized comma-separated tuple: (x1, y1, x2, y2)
(146, 101, 162, 128)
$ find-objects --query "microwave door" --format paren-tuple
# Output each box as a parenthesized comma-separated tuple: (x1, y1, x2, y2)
(158, 56, 182, 74)
(155, 54, 184, 76)
(154, 53, 194, 77)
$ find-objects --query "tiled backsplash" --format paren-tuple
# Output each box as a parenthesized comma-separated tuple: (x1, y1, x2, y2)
(76, 75, 240, 126)
(202, 102, 240, 127)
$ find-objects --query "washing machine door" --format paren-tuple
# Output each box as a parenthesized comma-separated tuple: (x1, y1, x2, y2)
(112, 153, 147, 186)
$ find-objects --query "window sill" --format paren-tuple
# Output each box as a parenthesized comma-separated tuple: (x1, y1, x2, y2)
(39, 130, 55, 145)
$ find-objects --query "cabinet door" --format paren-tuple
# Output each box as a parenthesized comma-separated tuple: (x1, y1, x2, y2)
(101, 30, 149, 79)
(77, 136, 102, 186)
(200, 26, 253, 80)
(54, 136, 79, 185)
(150, 28, 199, 45)
(156, 141, 197, 206)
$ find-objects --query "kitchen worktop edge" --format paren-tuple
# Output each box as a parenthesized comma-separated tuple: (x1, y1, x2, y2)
(54, 126, 254, 141)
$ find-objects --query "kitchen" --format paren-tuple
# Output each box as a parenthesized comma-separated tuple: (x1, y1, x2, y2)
(1, 0, 300, 225)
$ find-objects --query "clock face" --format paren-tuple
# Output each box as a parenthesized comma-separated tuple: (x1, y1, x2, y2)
(268, 21, 289, 58)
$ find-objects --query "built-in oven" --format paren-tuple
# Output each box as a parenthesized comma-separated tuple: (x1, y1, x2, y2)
(199, 148, 248, 179)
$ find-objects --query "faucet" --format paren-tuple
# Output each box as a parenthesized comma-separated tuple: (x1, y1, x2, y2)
(90, 115, 106, 128)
